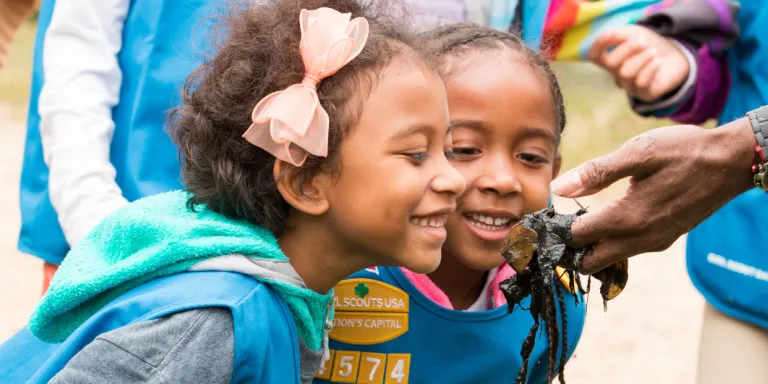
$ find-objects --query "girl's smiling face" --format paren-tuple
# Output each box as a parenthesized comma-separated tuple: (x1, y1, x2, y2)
(442, 51, 561, 270)
(321, 59, 466, 274)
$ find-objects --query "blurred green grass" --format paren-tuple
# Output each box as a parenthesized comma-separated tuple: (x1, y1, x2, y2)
(0, 20, 677, 172)
(552, 62, 674, 172)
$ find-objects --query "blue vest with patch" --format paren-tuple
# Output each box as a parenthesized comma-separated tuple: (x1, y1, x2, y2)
(685, 0, 768, 329)
(313, 267, 585, 384)
(0, 271, 301, 383)
(18, 0, 221, 264)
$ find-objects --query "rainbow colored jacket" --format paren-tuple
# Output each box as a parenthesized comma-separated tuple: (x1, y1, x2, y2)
(488, 0, 664, 59)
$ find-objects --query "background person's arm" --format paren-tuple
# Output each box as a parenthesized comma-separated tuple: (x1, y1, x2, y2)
(39, 0, 130, 248)
(0, 0, 37, 70)
(585, 0, 739, 123)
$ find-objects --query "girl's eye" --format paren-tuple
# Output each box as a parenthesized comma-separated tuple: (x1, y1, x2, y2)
(404, 152, 429, 163)
(451, 147, 481, 158)
(518, 153, 548, 165)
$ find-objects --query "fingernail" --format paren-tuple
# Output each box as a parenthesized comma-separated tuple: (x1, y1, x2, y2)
(551, 171, 585, 197)
(647, 48, 658, 56)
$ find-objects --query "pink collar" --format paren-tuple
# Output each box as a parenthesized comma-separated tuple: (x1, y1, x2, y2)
(399, 262, 515, 310)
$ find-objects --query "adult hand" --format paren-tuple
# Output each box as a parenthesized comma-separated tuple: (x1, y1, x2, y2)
(551, 118, 757, 274)
(588, 25, 689, 103)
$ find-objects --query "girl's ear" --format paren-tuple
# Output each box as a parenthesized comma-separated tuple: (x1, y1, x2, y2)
(552, 153, 562, 179)
(273, 160, 331, 216)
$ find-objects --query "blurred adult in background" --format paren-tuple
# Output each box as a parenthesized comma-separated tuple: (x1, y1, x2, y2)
(565, 1, 768, 383)
(0, 0, 36, 70)
(22, 0, 232, 293)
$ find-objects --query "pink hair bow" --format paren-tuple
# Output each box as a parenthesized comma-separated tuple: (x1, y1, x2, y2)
(242, 7, 370, 166)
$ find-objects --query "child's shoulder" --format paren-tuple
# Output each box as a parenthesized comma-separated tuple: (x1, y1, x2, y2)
(128, 271, 297, 332)
(18, 273, 296, 383)
(130, 270, 277, 310)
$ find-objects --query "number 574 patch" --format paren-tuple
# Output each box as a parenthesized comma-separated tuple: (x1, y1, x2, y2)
(315, 349, 410, 384)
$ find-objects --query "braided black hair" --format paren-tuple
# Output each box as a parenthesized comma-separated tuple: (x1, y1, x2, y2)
(419, 23, 566, 140)
(420, 24, 570, 384)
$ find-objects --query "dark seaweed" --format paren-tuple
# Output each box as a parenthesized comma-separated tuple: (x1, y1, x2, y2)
(499, 206, 592, 384)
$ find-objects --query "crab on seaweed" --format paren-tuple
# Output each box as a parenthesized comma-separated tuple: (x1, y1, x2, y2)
(498, 205, 628, 384)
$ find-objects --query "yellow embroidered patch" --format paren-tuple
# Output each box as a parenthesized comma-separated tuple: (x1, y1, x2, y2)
(333, 279, 409, 312)
(330, 350, 362, 383)
(357, 352, 387, 384)
(384, 353, 410, 384)
(315, 349, 411, 383)
(314, 350, 336, 380)
(329, 278, 409, 345)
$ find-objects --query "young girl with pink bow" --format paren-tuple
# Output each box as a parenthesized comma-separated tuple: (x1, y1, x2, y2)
(0, 1, 465, 382)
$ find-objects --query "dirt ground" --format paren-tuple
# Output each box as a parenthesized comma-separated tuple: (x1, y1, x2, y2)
(0, 105, 704, 383)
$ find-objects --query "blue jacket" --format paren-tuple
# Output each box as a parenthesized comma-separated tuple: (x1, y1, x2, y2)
(686, 0, 768, 329)
(0, 271, 300, 383)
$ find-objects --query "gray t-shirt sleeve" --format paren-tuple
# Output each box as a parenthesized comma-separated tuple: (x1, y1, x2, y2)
(49, 307, 234, 384)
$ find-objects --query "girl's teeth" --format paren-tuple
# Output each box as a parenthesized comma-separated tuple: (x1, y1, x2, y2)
(411, 215, 447, 228)
(468, 221, 505, 231)
(467, 213, 512, 230)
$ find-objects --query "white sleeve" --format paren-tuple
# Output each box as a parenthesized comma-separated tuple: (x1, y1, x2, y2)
(38, 0, 131, 248)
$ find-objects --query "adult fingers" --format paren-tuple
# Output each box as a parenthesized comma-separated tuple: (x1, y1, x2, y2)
(578, 236, 646, 274)
(567, 196, 646, 246)
(551, 138, 652, 198)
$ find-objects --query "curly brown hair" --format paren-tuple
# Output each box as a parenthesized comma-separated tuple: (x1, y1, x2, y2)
(169, 0, 432, 235)
(419, 23, 566, 142)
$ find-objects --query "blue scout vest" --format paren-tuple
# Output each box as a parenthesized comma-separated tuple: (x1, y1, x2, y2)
(313, 267, 585, 384)
(686, 0, 768, 329)
(18, 0, 221, 264)
(0, 271, 300, 383)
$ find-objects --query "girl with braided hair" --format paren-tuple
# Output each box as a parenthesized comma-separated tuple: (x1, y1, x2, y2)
(315, 2, 742, 383)
(315, 24, 583, 384)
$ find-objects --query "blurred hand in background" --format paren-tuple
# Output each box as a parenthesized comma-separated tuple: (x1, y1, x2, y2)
(588, 25, 690, 103)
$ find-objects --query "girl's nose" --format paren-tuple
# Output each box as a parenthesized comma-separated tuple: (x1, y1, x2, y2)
(476, 155, 521, 196)
(432, 155, 466, 196)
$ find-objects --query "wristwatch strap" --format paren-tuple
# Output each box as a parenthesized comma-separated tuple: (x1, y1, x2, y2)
(748, 106, 768, 156)
(748, 106, 768, 191)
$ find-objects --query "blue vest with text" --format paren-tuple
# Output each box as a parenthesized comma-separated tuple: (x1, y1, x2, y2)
(313, 267, 585, 384)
